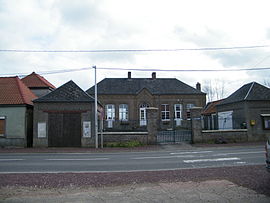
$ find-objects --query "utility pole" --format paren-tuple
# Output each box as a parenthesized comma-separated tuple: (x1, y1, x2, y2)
(93, 65, 98, 148)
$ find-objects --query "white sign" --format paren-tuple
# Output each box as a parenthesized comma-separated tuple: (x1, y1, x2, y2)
(83, 121, 91, 137)
(218, 111, 233, 130)
(38, 122, 46, 138)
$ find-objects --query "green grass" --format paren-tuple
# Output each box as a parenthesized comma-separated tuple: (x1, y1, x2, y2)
(104, 140, 144, 148)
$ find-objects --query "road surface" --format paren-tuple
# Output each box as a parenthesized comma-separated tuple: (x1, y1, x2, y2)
(0, 145, 265, 173)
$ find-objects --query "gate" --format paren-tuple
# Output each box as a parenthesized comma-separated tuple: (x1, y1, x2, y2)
(48, 113, 81, 147)
(157, 129, 191, 144)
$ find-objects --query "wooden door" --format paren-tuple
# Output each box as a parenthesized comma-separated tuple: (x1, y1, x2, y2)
(48, 113, 81, 147)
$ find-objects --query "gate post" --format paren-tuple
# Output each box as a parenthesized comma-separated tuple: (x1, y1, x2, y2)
(146, 107, 158, 145)
(190, 107, 203, 143)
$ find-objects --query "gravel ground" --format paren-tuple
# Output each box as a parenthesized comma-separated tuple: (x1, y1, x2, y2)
(1, 165, 269, 197)
(2, 180, 269, 203)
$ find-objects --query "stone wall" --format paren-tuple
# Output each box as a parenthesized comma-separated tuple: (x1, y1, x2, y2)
(201, 129, 248, 143)
(101, 132, 148, 145)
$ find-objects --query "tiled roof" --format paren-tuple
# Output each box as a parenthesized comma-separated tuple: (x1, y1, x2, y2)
(34, 80, 95, 103)
(87, 78, 205, 95)
(22, 72, 56, 89)
(202, 99, 224, 115)
(220, 82, 270, 105)
(0, 77, 37, 105)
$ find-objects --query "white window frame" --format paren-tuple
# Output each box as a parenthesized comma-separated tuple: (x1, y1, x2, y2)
(119, 104, 128, 121)
(161, 104, 170, 121)
(105, 104, 115, 121)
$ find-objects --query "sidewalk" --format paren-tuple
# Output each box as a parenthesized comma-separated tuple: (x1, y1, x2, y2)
(1, 180, 269, 203)
(0, 141, 265, 153)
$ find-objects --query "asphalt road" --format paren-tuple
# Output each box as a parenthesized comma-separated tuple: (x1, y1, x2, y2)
(0, 145, 265, 173)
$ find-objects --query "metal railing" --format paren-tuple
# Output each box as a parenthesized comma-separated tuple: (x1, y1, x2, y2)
(101, 119, 191, 132)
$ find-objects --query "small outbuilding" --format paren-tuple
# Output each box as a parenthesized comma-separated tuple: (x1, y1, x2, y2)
(0, 76, 37, 147)
(217, 82, 270, 141)
(33, 80, 101, 147)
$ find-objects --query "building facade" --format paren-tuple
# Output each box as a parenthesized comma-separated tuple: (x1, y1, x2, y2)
(0, 77, 37, 147)
(87, 72, 206, 131)
(217, 82, 270, 141)
(33, 80, 102, 147)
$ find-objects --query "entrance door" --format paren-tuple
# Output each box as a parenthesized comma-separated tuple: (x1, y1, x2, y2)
(140, 108, 147, 126)
(139, 103, 149, 126)
(48, 113, 81, 147)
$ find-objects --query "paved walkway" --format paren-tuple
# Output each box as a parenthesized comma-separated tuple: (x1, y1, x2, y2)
(1, 180, 269, 203)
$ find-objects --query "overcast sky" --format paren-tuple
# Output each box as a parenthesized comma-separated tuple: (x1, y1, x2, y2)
(1, 0, 270, 100)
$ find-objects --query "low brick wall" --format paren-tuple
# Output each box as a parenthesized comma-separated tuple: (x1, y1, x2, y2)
(100, 132, 148, 145)
(201, 129, 248, 143)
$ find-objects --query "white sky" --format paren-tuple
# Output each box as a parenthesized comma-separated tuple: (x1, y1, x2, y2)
(1, 0, 270, 100)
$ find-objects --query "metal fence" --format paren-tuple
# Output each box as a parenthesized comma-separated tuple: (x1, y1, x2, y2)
(157, 129, 192, 144)
(101, 119, 192, 132)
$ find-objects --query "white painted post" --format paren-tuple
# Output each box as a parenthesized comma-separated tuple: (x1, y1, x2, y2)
(93, 65, 98, 148)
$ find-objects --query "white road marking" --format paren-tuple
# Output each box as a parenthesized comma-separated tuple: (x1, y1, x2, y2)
(235, 161, 246, 164)
(132, 155, 195, 160)
(170, 151, 213, 155)
(45, 158, 109, 161)
(0, 159, 24, 161)
(183, 157, 240, 163)
(214, 151, 264, 156)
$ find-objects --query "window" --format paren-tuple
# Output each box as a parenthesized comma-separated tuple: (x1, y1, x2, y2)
(186, 103, 195, 119)
(174, 104, 182, 119)
(119, 104, 128, 121)
(105, 104, 115, 120)
(0, 117, 6, 136)
(161, 104, 170, 121)
(262, 115, 270, 130)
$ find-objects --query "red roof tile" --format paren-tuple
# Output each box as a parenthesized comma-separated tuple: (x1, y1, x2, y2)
(0, 77, 37, 105)
(202, 99, 224, 115)
(21, 72, 56, 89)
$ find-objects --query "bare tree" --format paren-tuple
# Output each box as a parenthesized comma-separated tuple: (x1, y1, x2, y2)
(203, 79, 226, 102)
(263, 79, 270, 88)
(203, 80, 214, 102)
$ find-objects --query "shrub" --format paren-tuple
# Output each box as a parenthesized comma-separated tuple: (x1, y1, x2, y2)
(105, 140, 143, 148)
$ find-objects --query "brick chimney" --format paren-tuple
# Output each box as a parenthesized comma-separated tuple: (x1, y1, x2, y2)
(152, 72, 156, 79)
(128, 72, 131, 79)
(196, 82, 201, 91)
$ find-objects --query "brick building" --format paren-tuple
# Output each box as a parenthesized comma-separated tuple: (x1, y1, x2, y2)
(87, 72, 206, 131)
(33, 80, 101, 147)
(217, 82, 270, 141)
